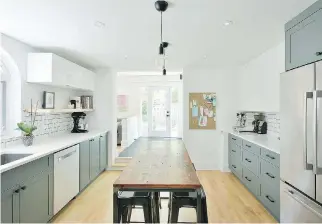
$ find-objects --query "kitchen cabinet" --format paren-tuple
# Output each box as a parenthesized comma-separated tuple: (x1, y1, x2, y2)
(0, 155, 54, 223)
(228, 134, 280, 221)
(1, 187, 18, 223)
(285, 0, 322, 71)
(27, 53, 95, 91)
(79, 140, 91, 191)
(99, 134, 108, 171)
(90, 137, 100, 181)
(79, 135, 106, 191)
(19, 173, 53, 223)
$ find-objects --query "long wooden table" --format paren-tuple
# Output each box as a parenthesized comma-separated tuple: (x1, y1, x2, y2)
(113, 139, 202, 223)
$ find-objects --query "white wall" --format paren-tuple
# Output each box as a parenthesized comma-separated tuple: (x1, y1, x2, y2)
(183, 67, 237, 170)
(1, 35, 91, 136)
(90, 69, 117, 167)
(237, 41, 285, 112)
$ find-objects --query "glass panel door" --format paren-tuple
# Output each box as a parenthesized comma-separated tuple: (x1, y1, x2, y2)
(148, 87, 171, 137)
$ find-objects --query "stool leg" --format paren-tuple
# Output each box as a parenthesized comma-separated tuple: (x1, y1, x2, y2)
(167, 193, 173, 223)
(126, 205, 133, 223)
(170, 203, 179, 223)
(121, 206, 128, 223)
(154, 192, 160, 223)
(117, 203, 123, 223)
(143, 202, 152, 223)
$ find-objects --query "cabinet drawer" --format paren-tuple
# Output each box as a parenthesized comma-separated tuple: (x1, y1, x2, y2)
(229, 134, 242, 146)
(242, 149, 259, 176)
(242, 140, 260, 155)
(242, 166, 260, 196)
(260, 183, 280, 220)
(260, 147, 280, 167)
(230, 154, 242, 179)
(260, 158, 280, 187)
(230, 144, 241, 158)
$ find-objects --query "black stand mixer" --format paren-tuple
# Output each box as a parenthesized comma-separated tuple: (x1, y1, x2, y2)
(71, 112, 88, 133)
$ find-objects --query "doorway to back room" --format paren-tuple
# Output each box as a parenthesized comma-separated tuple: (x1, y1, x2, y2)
(115, 72, 183, 162)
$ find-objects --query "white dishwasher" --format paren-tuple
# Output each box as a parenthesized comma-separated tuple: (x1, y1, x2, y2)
(54, 144, 80, 215)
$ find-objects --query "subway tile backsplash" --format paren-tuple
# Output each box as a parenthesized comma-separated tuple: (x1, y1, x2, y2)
(1, 113, 73, 148)
(265, 112, 280, 137)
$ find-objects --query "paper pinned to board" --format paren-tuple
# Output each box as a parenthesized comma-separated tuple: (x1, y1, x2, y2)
(198, 116, 207, 127)
(192, 106, 198, 117)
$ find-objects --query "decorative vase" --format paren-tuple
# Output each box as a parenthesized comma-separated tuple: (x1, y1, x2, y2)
(22, 134, 34, 147)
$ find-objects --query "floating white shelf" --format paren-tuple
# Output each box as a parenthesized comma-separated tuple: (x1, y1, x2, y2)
(23, 108, 94, 114)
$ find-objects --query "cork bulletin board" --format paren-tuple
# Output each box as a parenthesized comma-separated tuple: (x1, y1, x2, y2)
(189, 93, 216, 130)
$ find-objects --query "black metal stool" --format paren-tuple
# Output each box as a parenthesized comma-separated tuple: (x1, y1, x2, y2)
(168, 188, 208, 223)
(117, 191, 154, 223)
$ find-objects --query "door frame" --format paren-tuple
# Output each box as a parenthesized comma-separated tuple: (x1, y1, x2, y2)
(147, 86, 171, 137)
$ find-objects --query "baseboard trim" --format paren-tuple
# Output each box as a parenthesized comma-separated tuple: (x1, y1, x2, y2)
(106, 167, 124, 171)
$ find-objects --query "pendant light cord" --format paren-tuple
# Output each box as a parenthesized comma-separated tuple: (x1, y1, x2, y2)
(161, 12, 163, 43)
(161, 12, 166, 69)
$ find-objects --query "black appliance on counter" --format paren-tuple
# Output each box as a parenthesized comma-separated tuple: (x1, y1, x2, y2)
(239, 113, 267, 134)
(71, 112, 88, 133)
(258, 121, 267, 134)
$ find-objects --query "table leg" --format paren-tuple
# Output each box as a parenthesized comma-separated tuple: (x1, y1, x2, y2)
(113, 187, 120, 223)
(196, 188, 202, 223)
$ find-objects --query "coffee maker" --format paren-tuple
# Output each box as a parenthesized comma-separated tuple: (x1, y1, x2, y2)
(71, 112, 88, 133)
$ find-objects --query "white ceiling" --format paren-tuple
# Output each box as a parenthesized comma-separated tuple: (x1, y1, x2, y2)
(0, 0, 317, 71)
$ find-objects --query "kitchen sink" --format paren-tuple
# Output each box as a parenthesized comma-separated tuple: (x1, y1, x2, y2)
(0, 153, 32, 165)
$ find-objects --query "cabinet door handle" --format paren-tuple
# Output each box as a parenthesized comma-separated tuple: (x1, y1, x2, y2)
(14, 189, 20, 193)
(245, 177, 251, 182)
(245, 158, 252, 163)
(232, 138, 237, 140)
(265, 172, 275, 179)
(245, 144, 251, 148)
(316, 52, 322, 56)
(266, 154, 275, 160)
(266, 195, 275, 203)
(232, 150, 237, 152)
(232, 165, 237, 169)
(21, 186, 27, 190)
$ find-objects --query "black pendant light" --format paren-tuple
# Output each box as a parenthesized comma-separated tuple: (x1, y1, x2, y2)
(155, 1, 169, 75)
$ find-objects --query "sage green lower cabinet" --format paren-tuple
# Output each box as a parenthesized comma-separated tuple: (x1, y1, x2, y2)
(0, 155, 54, 223)
(99, 134, 108, 172)
(79, 140, 91, 191)
(80, 134, 108, 191)
(19, 172, 53, 223)
(90, 137, 100, 181)
(1, 187, 18, 223)
(228, 134, 280, 221)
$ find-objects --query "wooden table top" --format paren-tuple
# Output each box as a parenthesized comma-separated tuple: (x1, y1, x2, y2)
(114, 139, 201, 189)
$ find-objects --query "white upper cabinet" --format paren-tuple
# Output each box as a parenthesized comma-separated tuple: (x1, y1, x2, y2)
(27, 53, 95, 91)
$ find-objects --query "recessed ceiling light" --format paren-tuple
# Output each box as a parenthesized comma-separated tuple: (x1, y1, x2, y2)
(224, 20, 233, 26)
(94, 21, 106, 28)
(124, 55, 128, 59)
(203, 55, 207, 59)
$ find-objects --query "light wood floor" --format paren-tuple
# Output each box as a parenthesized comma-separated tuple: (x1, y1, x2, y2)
(51, 171, 276, 223)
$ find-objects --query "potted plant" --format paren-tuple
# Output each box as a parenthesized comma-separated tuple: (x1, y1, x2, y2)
(17, 100, 38, 146)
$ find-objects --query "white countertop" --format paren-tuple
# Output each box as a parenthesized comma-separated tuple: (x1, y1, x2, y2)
(0, 129, 109, 173)
(229, 131, 280, 154)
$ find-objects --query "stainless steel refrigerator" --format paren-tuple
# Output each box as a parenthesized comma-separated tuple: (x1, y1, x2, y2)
(280, 60, 322, 222)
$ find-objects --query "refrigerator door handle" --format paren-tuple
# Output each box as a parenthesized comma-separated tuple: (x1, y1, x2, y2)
(304, 92, 314, 170)
(313, 90, 322, 174)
